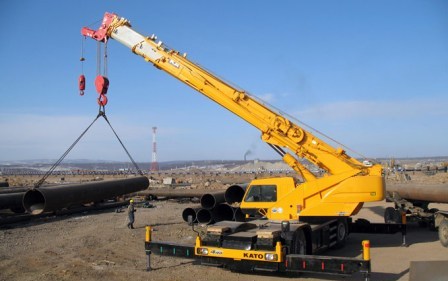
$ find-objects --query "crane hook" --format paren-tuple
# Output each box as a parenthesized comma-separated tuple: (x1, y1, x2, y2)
(78, 74, 86, 96)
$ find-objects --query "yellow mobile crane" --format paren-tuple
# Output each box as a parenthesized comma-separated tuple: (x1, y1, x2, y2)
(82, 13, 403, 279)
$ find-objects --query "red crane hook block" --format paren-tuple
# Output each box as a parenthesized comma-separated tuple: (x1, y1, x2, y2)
(95, 75, 109, 95)
(78, 75, 86, 96)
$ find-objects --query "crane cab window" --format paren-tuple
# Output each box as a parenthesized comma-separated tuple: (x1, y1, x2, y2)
(244, 185, 277, 202)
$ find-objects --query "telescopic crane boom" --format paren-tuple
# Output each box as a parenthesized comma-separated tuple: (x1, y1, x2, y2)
(82, 13, 384, 220)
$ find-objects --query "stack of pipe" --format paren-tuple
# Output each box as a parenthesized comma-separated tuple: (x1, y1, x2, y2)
(181, 183, 248, 225)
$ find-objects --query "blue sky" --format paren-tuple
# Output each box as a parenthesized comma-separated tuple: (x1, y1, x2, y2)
(0, 0, 447, 162)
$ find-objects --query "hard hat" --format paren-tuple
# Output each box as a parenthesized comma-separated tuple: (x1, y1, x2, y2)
(130, 199, 134, 203)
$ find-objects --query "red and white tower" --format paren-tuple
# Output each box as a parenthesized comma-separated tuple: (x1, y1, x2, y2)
(150, 126, 159, 171)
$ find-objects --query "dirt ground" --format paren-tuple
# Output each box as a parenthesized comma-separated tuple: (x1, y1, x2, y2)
(1, 172, 448, 281)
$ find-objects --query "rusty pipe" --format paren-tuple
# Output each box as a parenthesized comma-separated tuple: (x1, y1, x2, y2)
(23, 176, 149, 215)
(387, 183, 448, 203)
(225, 183, 248, 204)
(200, 191, 226, 210)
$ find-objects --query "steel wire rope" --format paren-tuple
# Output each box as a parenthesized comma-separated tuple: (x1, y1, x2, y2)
(33, 110, 144, 188)
(34, 114, 102, 188)
(100, 112, 144, 176)
(172, 49, 368, 162)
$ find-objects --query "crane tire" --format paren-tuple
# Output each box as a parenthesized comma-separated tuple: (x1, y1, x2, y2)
(291, 229, 307, 255)
(439, 219, 448, 248)
(332, 218, 348, 249)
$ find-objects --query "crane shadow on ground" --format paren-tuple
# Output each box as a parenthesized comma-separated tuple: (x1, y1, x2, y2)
(300, 268, 409, 281)
(1, 205, 122, 229)
(203, 267, 410, 281)
(358, 205, 440, 246)
(365, 205, 390, 217)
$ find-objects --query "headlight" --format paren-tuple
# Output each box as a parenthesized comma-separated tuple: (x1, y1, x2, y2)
(265, 253, 278, 261)
(196, 248, 208, 255)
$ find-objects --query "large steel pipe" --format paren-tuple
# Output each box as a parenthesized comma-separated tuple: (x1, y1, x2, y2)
(1, 201, 128, 226)
(0, 181, 9, 188)
(0, 187, 29, 194)
(387, 184, 448, 203)
(225, 183, 248, 204)
(182, 206, 201, 223)
(200, 191, 226, 210)
(196, 208, 213, 224)
(233, 207, 245, 222)
(23, 176, 149, 215)
(0, 192, 25, 213)
(137, 189, 210, 200)
(211, 203, 234, 222)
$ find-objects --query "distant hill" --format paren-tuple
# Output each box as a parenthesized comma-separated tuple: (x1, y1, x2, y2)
(0, 157, 446, 172)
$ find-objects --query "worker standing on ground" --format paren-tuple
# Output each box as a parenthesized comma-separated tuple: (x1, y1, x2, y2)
(127, 199, 136, 229)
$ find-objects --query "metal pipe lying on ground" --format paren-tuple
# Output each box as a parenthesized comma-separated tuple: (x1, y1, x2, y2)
(182, 206, 201, 223)
(23, 176, 149, 215)
(211, 203, 234, 222)
(387, 183, 448, 203)
(0, 181, 9, 188)
(0, 192, 25, 213)
(196, 208, 213, 224)
(233, 207, 245, 222)
(0, 187, 29, 194)
(200, 191, 226, 210)
(225, 183, 248, 204)
(137, 189, 210, 200)
(1, 201, 128, 227)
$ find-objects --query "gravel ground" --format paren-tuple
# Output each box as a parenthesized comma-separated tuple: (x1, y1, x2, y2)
(1, 173, 447, 281)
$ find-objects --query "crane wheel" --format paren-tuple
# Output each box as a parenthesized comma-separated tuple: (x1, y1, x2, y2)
(439, 219, 448, 248)
(384, 207, 401, 224)
(427, 209, 439, 231)
(291, 229, 307, 255)
(332, 218, 348, 249)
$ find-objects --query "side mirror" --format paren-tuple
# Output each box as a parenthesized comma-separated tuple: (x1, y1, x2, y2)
(280, 220, 292, 241)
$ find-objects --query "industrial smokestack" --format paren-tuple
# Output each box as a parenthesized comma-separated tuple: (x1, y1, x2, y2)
(244, 150, 252, 161)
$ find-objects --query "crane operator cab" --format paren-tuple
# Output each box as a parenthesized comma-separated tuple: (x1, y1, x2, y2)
(241, 177, 299, 220)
